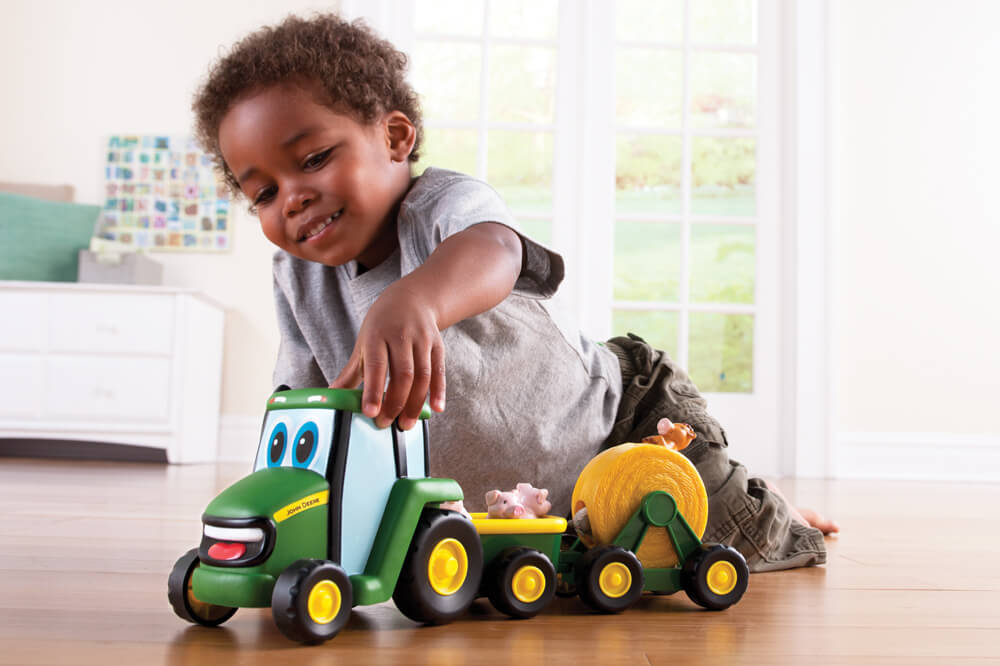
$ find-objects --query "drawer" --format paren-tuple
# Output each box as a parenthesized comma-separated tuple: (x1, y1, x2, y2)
(0, 355, 43, 418)
(44, 356, 171, 424)
(0, 292, 46, 351)
(48, 293, 174, 355)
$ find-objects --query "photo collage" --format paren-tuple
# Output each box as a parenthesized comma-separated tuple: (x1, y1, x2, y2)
(96, 135, 231, 251)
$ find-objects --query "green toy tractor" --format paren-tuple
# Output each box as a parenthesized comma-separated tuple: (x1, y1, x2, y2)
(168, 387, 480, 643)
(168, 387, 749, 644)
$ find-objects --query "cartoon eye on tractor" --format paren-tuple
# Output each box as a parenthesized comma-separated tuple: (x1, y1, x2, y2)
(168, 387, 749, 644)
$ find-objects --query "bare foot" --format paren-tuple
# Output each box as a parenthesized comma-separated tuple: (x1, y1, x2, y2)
(796, 507, 840, 535)
(763, 479, 840, 535)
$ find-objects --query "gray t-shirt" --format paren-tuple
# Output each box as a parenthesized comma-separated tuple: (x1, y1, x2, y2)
(271, 167, 623, 514)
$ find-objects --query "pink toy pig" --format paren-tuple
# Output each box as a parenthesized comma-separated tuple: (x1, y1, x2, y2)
(439, 500, 471, 520)
(485, 483, 552, 519)
(516, 483, 551, 518)
(485, 489, 526, 518)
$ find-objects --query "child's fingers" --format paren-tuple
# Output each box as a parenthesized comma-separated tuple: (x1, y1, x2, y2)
(429, 338, 446, 412)
(377, 343, 414, 429)
(360, 341, 389, 421)
(329, 353, 363, 390)
(398, 343, 433, 430)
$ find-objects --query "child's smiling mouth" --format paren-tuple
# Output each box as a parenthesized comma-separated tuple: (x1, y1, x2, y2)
(297, 209, 344, 243)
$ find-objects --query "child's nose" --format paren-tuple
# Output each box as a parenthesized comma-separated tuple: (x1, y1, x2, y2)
(283, 189, 316, 217)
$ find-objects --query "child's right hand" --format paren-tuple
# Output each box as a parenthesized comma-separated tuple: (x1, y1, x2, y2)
(329, 281, 447, 431)
(329, 222, 522, 430)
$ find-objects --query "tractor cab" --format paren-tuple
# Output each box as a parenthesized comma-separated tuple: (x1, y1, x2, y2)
(251, 388, 431, 574)
(185, 388, 432, 610)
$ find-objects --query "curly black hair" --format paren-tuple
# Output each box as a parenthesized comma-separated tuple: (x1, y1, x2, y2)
(192, 13, 423, 195)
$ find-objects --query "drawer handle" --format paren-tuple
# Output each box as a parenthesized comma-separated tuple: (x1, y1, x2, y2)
(93, 387, 116, 400)
(96, 324, 120, 336)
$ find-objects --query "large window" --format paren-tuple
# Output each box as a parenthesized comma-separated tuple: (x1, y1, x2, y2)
(612, 0, 758, 393)
(412, 0, 559, 246)
(410, 0, 764, 395)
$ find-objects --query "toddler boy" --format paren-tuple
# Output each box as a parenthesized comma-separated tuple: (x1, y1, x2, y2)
(193, 13, 834, 572)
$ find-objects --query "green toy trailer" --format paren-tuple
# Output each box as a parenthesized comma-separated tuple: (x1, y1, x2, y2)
(168, 387, 748, 644)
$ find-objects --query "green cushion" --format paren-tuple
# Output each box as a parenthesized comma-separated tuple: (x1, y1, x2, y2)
(0, 192, 100, 282)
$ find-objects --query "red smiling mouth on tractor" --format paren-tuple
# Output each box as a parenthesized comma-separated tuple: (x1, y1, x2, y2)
(202, 524, 266, 562)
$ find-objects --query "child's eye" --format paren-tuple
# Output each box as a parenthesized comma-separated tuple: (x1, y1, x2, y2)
(303, 149, 332, 170)
(253, 186, 276, 207)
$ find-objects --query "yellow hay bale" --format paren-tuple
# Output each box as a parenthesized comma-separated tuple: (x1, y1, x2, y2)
(571, 443, 708, 569)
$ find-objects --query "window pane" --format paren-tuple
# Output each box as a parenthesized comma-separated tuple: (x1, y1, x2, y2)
(691, 52, 756, 129)
(689, 312, 753, 393)
(518, 217, 552, 247)
(487, 131, 553, 212)
(416, 128, 478, 177)
(692, 0, 756, 45)
(690, 137, 755, 216)
(489, 46, 557, 124)
(690, 225, 755, 304)
(612, 310, 679, 359)
(415, 0, 484, 35)
(614, 222, 681, 301)
(490, 0, 558, 40)
(413, 42, 481, 121)
(616, 134, 682, 216)
(616, 48, 683, 127)
(616, 0, 683, 43)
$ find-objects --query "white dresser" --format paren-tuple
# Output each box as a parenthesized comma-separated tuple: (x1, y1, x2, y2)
(0, 281, 224, 462)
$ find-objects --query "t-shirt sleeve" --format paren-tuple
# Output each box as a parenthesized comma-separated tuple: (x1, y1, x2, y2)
(405, 173, 565, 299)
(272, 273, 327, 389)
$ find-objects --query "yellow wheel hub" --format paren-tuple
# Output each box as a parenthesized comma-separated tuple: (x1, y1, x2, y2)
(511, 565, 546, 604)
(428, 538, 468, 596)
(186, 572, 229, 621)
(706, 561, 738, 596)
(307, 580, 342, 624)
(598, 561, 632, 599)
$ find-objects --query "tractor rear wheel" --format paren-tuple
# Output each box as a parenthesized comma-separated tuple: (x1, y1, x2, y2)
(393, 509, 483, 624)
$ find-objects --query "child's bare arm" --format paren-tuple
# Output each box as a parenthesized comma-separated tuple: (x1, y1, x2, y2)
(330, 222, 523, 430)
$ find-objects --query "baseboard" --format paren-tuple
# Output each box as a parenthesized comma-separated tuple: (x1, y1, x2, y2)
(836, 431, 1000, 481)
(218, 414, 262, 463)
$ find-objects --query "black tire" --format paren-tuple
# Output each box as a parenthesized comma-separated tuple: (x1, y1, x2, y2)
(167, 548, 237, 627)
(393, 509, 484, 625)
(576, 545, 644, 613)
(486, 548, 557, 619)
(681, 544, 749, 610)
(271, 559, 353, 644)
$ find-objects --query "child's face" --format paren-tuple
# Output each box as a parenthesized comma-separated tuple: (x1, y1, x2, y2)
(218, 83, 414, 268)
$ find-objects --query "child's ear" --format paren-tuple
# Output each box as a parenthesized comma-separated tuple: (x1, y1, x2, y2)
(384, 111, 416, 162)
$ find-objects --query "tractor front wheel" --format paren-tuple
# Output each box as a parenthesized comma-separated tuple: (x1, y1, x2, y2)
(272, 559, 353, 644)
(681, 544, 749, 610)
(393, 509, 483, 624)
(167, 548, 237, 627)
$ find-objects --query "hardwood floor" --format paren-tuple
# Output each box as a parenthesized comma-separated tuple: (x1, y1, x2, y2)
(1, 457, 998, 665)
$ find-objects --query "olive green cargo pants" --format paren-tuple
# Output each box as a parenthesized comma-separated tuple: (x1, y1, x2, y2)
(605, 334, 826, 573)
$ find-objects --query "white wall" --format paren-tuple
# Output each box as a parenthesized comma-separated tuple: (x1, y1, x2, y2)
(831, 1, 1000, 478)
(0, 0, 340, 426)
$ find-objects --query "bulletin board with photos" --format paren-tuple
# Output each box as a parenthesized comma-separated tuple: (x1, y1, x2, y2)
(96, 135, 231, 252)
